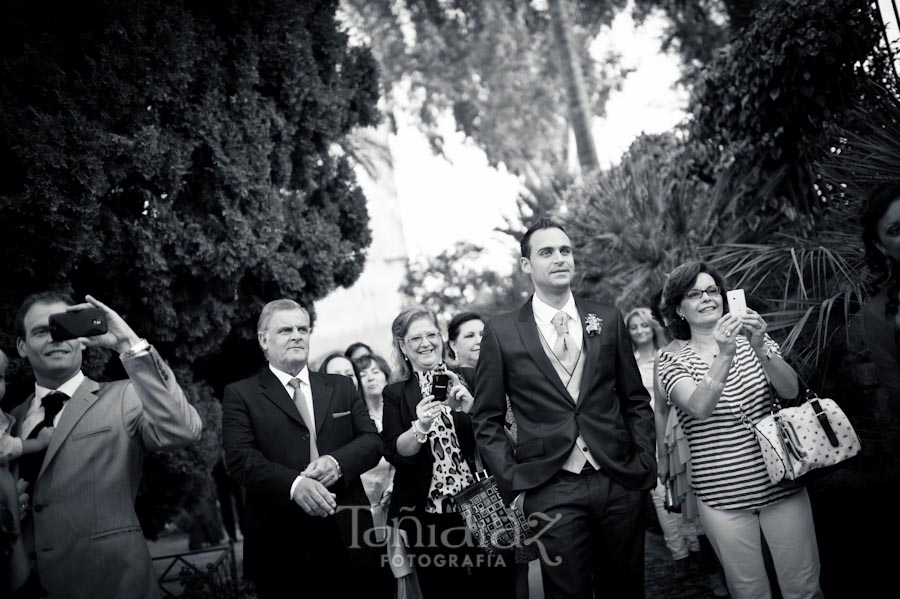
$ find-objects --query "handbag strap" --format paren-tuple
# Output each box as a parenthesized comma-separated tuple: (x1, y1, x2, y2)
(470, 424, 517, 481)
(808, 397, 840, 448)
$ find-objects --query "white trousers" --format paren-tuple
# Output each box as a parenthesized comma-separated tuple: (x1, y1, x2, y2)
(698, 488, 823, 599)
(650, 479, 700, 560)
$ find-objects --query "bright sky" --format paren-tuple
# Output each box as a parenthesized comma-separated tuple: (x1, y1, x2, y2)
(389, 7, 687, 262)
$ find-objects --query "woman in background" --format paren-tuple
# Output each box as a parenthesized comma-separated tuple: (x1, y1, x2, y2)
(624, 308, 700, 571)
(319, 353, 358, 388)
(345, 342, 373, 361)
(447, 311, 484, 371)
(354, 353, 395, 531)
(354, 353, 421, 599)
(861, 181, 900, 420)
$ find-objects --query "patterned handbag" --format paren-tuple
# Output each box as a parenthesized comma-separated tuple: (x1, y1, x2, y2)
(746, 387, 861, 486)
(451, 448, 539, 563)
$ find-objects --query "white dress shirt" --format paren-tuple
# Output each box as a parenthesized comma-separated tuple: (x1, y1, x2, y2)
(19, 371, 85, 440)
(269, 364, 324, 499)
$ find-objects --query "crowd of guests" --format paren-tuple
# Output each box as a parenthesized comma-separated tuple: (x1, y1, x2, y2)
(1, 185, 899, 599)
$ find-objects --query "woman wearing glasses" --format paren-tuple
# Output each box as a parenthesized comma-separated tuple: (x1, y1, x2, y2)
(382, 307, 514, 599)
(657, 261, 822, 599)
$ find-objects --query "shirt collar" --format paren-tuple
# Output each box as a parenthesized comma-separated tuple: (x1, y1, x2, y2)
(269, 364, 310, 388)
(34, 370, 85, 402)
(532, 292, 578, 326)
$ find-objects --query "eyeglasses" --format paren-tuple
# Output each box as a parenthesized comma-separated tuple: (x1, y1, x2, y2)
(405, 332, 441, 346)
(683, 285, 721, 300)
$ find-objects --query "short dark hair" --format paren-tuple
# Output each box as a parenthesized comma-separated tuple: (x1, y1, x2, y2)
(318, 353, 352, 374)
(344, 342, 372, 359)
(352, 353, 393, 388)
(15, 291, 74, 340)
(659, 261, 730, 340)
(520, 218, 566, 258)
(446, 311, 483, 359)
(447, 312, 482, 342)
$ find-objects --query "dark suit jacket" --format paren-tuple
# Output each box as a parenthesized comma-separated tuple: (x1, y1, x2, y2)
(472, 297, 656, 503)
(381, 376, 477, 520)
(222, 368, 383, 584)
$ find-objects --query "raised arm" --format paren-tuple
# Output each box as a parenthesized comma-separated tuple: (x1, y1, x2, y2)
(121, 347, 203, 450)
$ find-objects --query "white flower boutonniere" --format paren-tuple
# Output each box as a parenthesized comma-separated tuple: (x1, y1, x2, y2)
(585, 314, 603, 337)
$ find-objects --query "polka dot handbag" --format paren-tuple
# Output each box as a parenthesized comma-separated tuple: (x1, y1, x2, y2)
(752, 392, 861, 486)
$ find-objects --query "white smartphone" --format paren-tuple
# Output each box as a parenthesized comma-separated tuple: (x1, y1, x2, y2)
(726, 289, 748, 317)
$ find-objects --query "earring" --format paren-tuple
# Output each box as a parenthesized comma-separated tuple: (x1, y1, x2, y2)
(679, 314, 685, 320)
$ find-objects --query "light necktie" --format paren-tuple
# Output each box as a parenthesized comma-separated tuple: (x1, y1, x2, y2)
(288, 378, 319, 461)
(551, 311, 578, 372)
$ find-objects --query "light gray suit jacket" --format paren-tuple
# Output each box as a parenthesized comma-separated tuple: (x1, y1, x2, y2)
(12, 347, 202, 599)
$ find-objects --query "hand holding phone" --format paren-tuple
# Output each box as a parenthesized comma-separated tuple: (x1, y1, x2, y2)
(54, 295, 141, 353)
(431, 373, 450, 403)
(49, 308, 108, 342)
(726, 289, 748, 318)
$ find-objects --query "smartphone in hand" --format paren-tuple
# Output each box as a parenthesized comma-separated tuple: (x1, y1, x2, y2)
(726, 289, 748, 318)
(49, 308, 108, 342)
(431, 373, 450, 403)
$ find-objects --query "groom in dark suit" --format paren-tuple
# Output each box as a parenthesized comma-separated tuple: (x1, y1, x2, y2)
(222, 299, 384, 598)
(472, 219, 657, 599)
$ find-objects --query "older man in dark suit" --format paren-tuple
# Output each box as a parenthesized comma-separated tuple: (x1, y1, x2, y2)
(222, 299, 385, 598)
(472, 219, 657, 599)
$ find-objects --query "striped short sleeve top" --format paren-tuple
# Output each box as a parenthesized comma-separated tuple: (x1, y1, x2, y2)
(658, 334, 799, 510)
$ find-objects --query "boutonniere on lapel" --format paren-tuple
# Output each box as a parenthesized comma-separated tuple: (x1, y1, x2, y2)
(584, 314, 603, 337)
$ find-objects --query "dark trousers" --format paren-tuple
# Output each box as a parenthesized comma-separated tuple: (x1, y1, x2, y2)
(523, 468, 647, 599)
(404, 511, 516, 599)
(251, 514, 392, 599)
(213, 460, 244, 541)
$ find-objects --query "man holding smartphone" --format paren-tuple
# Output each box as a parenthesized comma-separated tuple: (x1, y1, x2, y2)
(11, 291, 202, 599)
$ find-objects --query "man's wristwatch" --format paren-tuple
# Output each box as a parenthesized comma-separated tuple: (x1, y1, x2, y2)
(120, 338, 151, 359)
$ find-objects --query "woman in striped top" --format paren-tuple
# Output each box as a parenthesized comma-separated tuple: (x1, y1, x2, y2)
(657, 261, 823, 599)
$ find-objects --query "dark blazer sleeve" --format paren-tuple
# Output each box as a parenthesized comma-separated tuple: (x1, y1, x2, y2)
(327, 376, 383, 484)
(612, 309, 657, 461)
(222, 382, 298, 502)
(471, 319, 517, 503)
(382, 381, 417, 467)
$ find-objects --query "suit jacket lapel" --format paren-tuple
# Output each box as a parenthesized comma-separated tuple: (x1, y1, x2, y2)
(39, 377, 101, 481)
(309, 372, 334, 435)
(575, 301, 599, 406)
(258, 368, 306, 428)
(516, 299, 573, 401)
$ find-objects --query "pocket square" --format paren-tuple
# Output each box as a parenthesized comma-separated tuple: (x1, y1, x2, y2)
(332, 411, 351, 418)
